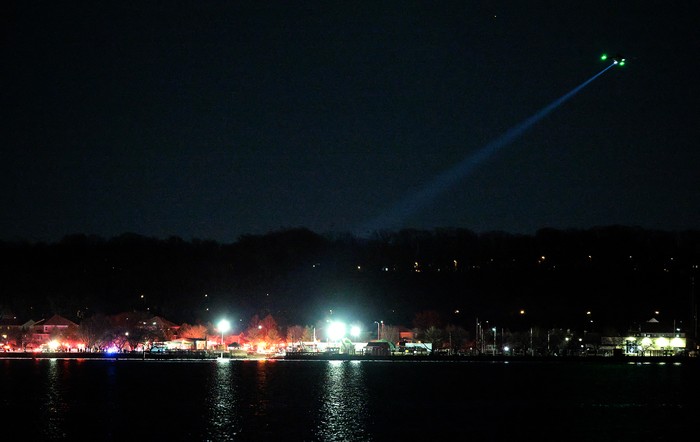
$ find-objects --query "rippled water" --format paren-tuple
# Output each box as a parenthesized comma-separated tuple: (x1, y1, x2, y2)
(1, 358, 697, 441)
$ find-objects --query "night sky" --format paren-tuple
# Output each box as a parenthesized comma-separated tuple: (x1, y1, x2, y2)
(4, 1, 699, 244)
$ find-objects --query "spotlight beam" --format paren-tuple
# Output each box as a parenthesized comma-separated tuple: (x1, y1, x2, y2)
(356, 63, 617, 235)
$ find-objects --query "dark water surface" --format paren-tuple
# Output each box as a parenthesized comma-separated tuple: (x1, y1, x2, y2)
(1, 358, 697, 441)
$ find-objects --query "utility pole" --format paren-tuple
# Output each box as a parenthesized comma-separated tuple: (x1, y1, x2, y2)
(692, 276, 698, 344)
(476, 318, 480, 354)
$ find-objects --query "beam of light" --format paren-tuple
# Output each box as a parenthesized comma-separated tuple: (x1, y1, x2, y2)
(355, 63, 618, 236)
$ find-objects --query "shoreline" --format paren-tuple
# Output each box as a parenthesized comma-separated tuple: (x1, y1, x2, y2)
(0, 351, 226, 361)
(1, 351, 697, 364)
(280, 352, 698, 364)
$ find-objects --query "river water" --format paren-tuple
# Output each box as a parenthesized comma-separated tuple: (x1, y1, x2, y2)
(0, 358, 696, 441)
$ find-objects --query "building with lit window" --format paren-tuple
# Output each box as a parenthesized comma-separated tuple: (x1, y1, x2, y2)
(603, 317, 687, 357)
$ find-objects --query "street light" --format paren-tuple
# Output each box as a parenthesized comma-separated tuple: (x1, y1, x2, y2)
(328, 321, 346, 343)
(374, 321, 380, 340)
(492, 327, 497, 356)
(218, 319, 231, 358)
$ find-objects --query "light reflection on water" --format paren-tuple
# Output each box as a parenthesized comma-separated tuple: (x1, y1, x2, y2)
(250, 359, 271, 418)
(2, 358, 697, 440)
(201, 359, 373, 441)
(205, 359, 243, 440)
(41, 359, 68, 439)
(314, 360, 371, 442)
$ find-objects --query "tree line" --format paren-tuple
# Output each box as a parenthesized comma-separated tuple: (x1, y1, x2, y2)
(1, 225, 698, 334)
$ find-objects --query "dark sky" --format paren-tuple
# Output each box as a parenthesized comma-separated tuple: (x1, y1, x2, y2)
(3, 1, 699, 244)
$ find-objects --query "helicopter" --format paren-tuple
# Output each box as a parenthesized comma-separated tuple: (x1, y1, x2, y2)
(600, 53, 626, 66)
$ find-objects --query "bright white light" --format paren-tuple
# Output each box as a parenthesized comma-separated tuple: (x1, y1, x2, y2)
(671, 337, 685, 348)
(656, 337, 669, 348)
(350, 325, 361, 337)
(328, 321, 346, 341)
(218, 319, 231, 333)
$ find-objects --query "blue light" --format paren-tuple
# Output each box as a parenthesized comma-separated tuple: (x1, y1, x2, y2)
(356, 63, 617, 235)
